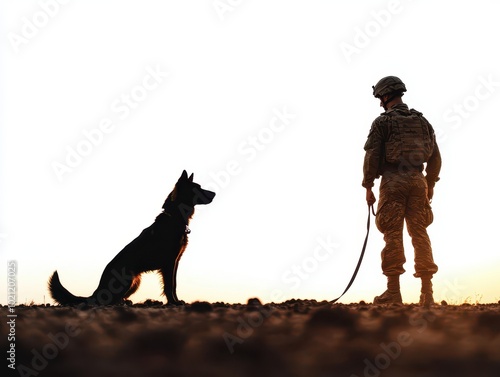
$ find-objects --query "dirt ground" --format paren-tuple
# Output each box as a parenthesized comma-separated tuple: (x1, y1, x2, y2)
(3, 299, 500, 377)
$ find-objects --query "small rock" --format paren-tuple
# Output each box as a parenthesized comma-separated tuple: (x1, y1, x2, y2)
(247, 297, 263, 306)
(189, 301, 213, 313)
(143, 299, 162, 307)
(307, 306, 356, 328)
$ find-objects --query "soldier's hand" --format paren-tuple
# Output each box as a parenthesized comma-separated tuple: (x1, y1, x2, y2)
(366, 188, 376, 206)
(427, 187, 434, 202)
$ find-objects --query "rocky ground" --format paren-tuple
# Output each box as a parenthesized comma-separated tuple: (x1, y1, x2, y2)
(3, 299, 500, 377)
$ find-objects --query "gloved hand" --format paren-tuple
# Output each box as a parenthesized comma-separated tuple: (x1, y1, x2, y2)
(366, 188, 376, 206)
(427, 186, 434, 202)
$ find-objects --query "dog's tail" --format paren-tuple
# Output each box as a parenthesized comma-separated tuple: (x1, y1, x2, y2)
(48, 271, 90, 306)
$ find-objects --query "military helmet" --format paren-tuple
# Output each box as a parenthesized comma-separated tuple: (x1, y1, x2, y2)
(372, 76, 407, 98)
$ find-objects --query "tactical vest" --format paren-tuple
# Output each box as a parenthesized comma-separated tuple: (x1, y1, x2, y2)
(384, 109, 434, 167)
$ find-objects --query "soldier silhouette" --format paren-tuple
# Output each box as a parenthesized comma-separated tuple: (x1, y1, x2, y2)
(362, 76, 441, 306)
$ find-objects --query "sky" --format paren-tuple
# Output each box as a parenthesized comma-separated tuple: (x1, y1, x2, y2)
(1, 0, 499, 306)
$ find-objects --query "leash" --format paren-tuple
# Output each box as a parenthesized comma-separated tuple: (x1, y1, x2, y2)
(331, 204, 376, 303)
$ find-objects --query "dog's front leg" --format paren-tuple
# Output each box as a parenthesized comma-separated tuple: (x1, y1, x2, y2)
(172, 258, 182, 303)
(161, 262, 184, 305)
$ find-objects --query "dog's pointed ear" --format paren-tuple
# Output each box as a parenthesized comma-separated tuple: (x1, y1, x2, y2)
(180, 170, 188, 181)
(188, 173, 194, 182)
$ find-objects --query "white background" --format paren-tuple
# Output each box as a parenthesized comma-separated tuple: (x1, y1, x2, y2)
(1, 0, 499, 305)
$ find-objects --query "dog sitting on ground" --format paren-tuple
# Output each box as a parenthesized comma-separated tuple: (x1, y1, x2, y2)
(48, 170, 215, 306)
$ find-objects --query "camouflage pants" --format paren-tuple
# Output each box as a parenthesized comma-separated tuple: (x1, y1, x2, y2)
(375, 171, 438, 278)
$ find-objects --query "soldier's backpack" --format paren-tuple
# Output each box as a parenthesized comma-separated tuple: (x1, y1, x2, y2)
(384, 108, 434, 167)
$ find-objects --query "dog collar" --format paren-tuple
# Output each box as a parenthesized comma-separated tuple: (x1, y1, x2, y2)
(163, 213, 190, 234)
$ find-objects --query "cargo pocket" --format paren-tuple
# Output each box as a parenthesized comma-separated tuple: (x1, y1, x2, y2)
(375, 201, 389, 233)
(376, 200, 406, 234)
(423, 202, 434, 227)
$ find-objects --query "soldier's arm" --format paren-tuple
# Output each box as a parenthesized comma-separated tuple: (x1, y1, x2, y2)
(425, 142, 441, 189)
(362, 121, 384, 189)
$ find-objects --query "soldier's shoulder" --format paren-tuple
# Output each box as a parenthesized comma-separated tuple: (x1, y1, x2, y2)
(372, 113, 391, 126)
(410, 108, 434, 126)
(366, 115, 388, 139)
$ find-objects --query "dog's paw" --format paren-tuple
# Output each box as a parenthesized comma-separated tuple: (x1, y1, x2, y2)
(167, 300, 185, 306)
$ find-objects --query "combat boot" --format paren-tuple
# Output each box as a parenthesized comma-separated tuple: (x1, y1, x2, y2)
(420, 275, 434, 307)
(374, 290, 403, 305)
(419, 292, 434, 307)
(374, 275, 403, 304)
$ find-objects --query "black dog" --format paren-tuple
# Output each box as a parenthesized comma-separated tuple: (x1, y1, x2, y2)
(48, 170, 215, 305)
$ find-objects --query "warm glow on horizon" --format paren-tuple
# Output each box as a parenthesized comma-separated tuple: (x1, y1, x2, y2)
(1, 1, 499, 307)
